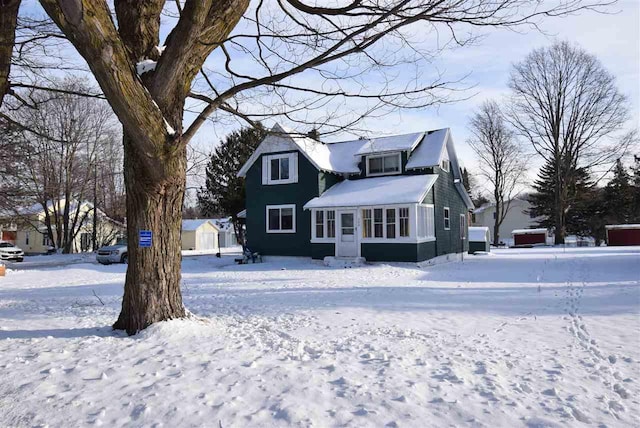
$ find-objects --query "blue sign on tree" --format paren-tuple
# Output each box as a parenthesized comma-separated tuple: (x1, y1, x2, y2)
(139, 230, 152, 248)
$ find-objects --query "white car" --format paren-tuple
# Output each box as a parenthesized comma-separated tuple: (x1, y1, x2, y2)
(0, 241, 24, 262)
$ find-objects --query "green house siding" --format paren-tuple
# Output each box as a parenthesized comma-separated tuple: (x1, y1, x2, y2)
(311, 243, 335, 259)
(433, 167, 469, 256)
(361, 241, 435, 262)
(245, 151, 320, 256)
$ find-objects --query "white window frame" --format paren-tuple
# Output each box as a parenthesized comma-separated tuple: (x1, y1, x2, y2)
(444, 207, 450, 230)
(266, 204, 296, 233)
(460, 214, 466, 240)
(25, 231, 30, 245)
(441, 159, 450, 172)
(262, 153, 298, 185)
(311, 209, 337, 242)
(359, 205, 415, 243)
(366, 152, 402, 177)
(416, 204, 436, 242)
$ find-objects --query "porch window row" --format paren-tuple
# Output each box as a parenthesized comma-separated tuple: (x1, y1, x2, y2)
(313, 209, 336, 239)
(361, 207, 410, 239)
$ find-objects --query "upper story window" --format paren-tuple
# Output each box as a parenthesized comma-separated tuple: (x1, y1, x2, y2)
(444, 207, 451, 230)
(366, 153, 401, 176)
(262, 153, 298, 185)
(441, 159, 450, 172)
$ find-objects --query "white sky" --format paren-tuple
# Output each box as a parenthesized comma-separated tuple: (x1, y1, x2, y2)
(15, 1, 640, 194)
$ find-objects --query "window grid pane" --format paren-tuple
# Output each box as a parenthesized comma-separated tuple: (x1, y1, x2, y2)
(270, 158, 280, 181)
(327, 210, 336, 238)
(399, 207, 409, 237)
(268, 208, 280, 230)
(374, 208, 383, 238)
(386, 208, 396, 239)
(362, 209, 372, 238)
(280, 157, 290, 179)
(281, 208, 293, 230)
(316, 210, 324, 238)
(444, 207, 450, 230)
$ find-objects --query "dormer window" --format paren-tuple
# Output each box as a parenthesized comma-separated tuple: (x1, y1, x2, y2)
(366, 153, 401, 176)
(441, 159, 450, 172)
(262, 153, 298, 185)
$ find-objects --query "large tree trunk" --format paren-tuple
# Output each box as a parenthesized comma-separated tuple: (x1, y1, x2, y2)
(113, 133, 187, 335)
(0, 0, 20, 108)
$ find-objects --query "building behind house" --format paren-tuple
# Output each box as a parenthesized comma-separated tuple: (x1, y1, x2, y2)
(471, 198, 539, 246)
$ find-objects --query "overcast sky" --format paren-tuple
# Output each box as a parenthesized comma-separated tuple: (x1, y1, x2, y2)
(17, 1, 640, 194)
(190, 1, 639, 187)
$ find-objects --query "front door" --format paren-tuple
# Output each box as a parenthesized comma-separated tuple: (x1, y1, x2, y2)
(336, 210, 358, 257)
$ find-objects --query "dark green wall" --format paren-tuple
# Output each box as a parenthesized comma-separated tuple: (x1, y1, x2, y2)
(432, 166, 469, 256)
(469, 241, 488, 254)
(361, 241, 436, 262)
(245, 151, 320, 256)
(311, 243, 335, 259)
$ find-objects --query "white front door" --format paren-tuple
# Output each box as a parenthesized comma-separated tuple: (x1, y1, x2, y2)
(336, 210, 358, 257)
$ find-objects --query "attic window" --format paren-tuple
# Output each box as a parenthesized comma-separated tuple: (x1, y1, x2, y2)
(367, 153, 401, 176)
(441, 159, 450, 172)
(262, 153, 298, 185)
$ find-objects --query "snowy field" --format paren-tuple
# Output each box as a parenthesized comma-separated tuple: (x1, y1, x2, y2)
(0, 247, 638, 427)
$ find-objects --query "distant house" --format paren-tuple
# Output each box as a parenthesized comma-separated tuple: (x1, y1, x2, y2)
(471, 198, 540, 245)
(237, 123, 474, 262)
(212, 218, 239, 248)
(0, 199, 125, 254)
(181, 219, 220, 251)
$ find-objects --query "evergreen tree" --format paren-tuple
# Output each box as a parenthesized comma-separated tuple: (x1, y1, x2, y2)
(528, 157, 593, 237)
(631, 155, 640, 222)
(198, 125, 266, 246)
(603, 159, 634, 224)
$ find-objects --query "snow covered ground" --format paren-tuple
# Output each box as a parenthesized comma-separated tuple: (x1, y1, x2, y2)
(0, 247, 638, 427)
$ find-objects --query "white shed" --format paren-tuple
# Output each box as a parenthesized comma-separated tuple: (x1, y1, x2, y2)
(181, 220, 220, 251)
(468, 226, 490, 254)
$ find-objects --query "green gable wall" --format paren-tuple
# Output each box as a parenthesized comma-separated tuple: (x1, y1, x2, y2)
(432, 166, 469, 256)
(311, 243, 335, 259)
(245, 151, 321, 256)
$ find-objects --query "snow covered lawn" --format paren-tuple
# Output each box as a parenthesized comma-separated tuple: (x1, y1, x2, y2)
(0, 247, 638, 427)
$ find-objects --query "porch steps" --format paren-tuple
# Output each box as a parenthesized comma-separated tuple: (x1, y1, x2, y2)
(323, 256, 366, 268)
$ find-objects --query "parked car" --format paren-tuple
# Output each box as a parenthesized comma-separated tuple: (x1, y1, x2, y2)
(0, 241, 24, 262)
(96, 239, 128, 264)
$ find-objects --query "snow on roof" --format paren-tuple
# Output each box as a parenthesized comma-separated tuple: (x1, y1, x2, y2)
(182, 219, 218, 231)
(353, 132, 425, 156)
(304, 174, 438, 209)
(468, 226, 489, 241)
(605, 224, 640, 230)
(512, 228, 547, 235)
(237, 209, 246, 219)
(405, 128, 449, 170)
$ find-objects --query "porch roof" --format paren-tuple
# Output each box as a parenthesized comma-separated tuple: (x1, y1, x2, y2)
(304, 174, 438, 209)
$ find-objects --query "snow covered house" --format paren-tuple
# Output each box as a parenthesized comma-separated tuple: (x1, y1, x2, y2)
(237, 124, 474, 262)
(471, 197, 540, 245)
(181, 219, 220, 251)
(212, 218, 239, 247)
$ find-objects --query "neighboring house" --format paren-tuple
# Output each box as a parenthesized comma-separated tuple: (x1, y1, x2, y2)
(471, 198, 539, 245)
(212, 218, 239, 248)
(0, 199, 125, 254)
(237, 123, 474, 262)
(181, 219, 220, 251)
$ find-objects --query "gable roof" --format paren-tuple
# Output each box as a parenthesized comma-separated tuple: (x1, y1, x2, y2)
(405, 128, 449, 170)
(237, 123, 474, 210)
(304, 174, 438, 209)
(354, 132, 425, 156)
(182, 219, 219, 232)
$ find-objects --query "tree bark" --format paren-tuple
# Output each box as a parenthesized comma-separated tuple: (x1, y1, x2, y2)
(0, 0, 20, 108)
(113, 131, 187, 334)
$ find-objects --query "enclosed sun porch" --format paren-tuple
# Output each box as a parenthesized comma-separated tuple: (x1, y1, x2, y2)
(303, 175, 442, 262)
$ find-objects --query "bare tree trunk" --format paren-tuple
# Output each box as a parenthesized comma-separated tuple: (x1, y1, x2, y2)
(0, 0, 20, 107)
(113, 132, 187, 334)
(493, 199, 501, 245)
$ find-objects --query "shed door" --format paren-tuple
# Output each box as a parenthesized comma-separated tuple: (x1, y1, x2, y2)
(198, 232, 216, 250)
(336, 210, 358, 257)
